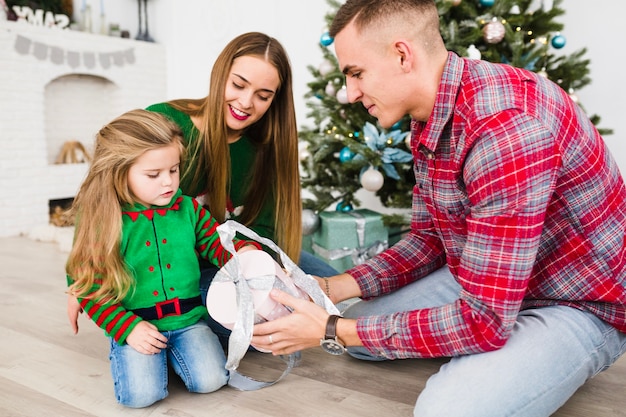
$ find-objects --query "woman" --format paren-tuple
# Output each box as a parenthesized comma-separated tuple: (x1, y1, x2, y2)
(68, 32, 337, 338)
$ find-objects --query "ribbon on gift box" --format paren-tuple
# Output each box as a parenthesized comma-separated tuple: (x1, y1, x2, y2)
(312, 211, 388, 266)
(214, 220, 339, 391)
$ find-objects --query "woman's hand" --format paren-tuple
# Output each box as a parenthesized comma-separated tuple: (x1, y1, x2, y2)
(126, 321, 168, 355)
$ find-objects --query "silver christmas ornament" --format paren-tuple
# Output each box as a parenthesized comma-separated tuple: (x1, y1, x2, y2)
(302, 209, 320, 235)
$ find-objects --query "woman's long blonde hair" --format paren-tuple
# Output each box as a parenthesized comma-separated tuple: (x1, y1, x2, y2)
(66, 110, 184, 303)
(166, 32, 302, 262)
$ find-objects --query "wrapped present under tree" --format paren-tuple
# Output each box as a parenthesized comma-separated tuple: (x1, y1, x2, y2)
(311, 209, 388, 273)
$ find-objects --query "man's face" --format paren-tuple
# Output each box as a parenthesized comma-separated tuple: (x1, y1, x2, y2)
(334, 21, 410, 128)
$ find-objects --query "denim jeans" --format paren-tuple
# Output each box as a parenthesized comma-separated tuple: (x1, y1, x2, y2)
(199, 250, 338, 348)
(109, 321, 228, 408)
(342, 267, 626, 417)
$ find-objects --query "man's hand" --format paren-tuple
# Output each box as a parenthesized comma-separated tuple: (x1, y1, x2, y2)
(252, 289, 330, 355)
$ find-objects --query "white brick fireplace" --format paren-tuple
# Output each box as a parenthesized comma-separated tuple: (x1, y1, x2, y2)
(0, 20, 167, 238)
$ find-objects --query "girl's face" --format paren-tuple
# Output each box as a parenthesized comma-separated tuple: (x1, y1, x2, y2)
(127, 143, 180, 207)
(224, 55, 280, 141)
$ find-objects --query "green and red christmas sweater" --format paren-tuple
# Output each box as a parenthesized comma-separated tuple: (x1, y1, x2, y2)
(69, 190, 259, 345)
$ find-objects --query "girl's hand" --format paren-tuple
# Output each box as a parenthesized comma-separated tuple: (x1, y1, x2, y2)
(67, 294, 82, 334)
(126, 321, 168, 355)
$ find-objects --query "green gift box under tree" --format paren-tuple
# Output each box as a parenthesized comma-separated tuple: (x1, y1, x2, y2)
(312, 209, 388, 273)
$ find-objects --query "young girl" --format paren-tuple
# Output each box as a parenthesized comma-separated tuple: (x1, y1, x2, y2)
(66, 109, 259, 408)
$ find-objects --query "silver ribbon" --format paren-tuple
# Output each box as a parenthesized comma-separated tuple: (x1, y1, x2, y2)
(214, 220, 339, 390)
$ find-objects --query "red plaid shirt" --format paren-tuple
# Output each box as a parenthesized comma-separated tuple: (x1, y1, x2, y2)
(348, 52, 626, 359)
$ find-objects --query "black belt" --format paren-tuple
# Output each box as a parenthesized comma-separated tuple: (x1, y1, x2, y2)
(131, 296, 202, 320)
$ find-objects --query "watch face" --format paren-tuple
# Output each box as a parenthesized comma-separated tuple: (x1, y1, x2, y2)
(321, 339, 346, 355)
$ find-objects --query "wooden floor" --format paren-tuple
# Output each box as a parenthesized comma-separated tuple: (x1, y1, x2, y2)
(1, 235, 625, 417)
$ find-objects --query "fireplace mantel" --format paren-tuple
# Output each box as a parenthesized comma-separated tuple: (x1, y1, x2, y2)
(0, 20, 167, 238)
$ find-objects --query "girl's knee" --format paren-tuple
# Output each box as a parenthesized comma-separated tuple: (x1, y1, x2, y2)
(116, 386, 167, 408)
(187, 369, 229, 393)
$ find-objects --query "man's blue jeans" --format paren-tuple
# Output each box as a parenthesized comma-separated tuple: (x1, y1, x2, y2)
(342, 267, 626, 417)
(109, 321, 228, 408)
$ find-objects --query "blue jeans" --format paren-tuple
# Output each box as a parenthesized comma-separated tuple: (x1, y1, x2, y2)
(342, 267, 626, 417)
(199, 250, 338, 348)
(109, 321, 228, 408)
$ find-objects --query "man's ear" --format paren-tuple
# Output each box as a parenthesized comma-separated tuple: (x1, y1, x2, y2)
(394, 40, 413, 72)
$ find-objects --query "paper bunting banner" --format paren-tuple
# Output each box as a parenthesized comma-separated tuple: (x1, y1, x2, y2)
(13, 34, 136, 69)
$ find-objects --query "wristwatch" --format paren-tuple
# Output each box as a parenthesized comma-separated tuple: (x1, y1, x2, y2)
(320, 314, 347, 355)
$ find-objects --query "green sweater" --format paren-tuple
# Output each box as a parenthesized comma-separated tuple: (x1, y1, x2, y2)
(74, 190, 252, 345)
(146, 103, 276, 242)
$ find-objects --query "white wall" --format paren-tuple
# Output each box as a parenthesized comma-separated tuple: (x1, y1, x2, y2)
(73, 0, 625, 175)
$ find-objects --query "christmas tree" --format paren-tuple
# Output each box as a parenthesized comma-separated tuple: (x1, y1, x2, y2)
(299, 0, 611, 221)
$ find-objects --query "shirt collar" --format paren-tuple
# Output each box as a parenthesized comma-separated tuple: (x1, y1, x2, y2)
(122, 189, 183, 221)
(412, 51, 464, 153)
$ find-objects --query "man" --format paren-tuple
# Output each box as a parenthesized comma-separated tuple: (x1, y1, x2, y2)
(252, 1, 626, 415)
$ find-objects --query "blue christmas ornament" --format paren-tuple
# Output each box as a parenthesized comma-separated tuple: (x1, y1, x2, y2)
(339, 146, 355, 163)
(320, 32, 334, 47)
(551, 34, 566, 49)
(391, 120, 403, 130)
(479, 0, 495, 6)
(336, 201, 353, 212)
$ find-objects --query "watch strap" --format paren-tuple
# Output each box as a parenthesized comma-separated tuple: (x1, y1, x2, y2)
(325, 314, 341, 340)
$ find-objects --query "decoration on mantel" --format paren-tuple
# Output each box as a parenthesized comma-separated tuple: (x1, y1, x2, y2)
(14, 34, 135, 69)
(10, 6, 70, 29)
(135, 0, 154, 42)
(55, 141, 91, 164)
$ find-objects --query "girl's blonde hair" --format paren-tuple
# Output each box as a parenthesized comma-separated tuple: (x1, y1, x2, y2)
(66, 109, 184, 303)
(167, 32, 302, 262)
